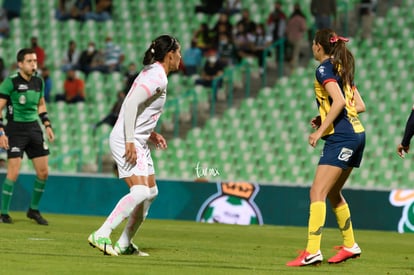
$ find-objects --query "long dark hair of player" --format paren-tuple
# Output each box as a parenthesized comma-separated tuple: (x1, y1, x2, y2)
(143, 35, 180, 66)
(314, 29, 355, 88)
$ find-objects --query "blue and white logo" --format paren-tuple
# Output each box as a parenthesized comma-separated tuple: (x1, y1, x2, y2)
(338, 147, 353, 162)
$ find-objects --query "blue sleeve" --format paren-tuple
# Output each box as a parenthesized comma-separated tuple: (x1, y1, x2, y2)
(401, 109, 414, 147)
(316, 62, 337, 85)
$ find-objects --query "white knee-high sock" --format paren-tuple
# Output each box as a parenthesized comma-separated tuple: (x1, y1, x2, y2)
(117, 186, 158, 247)
(96, 185, 150, 237)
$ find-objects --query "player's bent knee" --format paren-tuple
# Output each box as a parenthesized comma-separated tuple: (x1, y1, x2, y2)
(130, 185, 151, 202)
(36, 170, 49, 180)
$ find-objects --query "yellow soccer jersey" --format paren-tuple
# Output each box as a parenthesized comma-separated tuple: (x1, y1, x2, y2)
(314, 59, 364, 137)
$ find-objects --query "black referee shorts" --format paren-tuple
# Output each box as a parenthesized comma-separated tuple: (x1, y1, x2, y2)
(5, 121, 49, 159)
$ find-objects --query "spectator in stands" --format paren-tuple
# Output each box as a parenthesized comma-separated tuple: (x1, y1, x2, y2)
(266, 1, 286, 64)
(233, 21, 253, 64)
(359, 0, 376, 40)
(183, 39, 203, 76)
(217, 31, 236, 66)
(195, 49, 225, 89)
(192, 23, 213, 52)
(266, 1, 287, 43)
(41, 66, 52, 103)
(237, 8, 256, 34)
(55, 69, 85, 103)
(76, 41, 99, 76)
(86, 0, 112, 22)
(30, 37, 46, 70)
(8, 61, 17, 75)
(2, 0, 22, 20)
(220, 0, 242, 16)
(0, 58, 8, 83)
(287, 29, 365, 267)
(123, 62, 138, 93)
(397, 106, 414, 159)
(0, 8, 10, 39)
(55, 0, 76, 21)
(61, 40, 80, 72)
(195, 0, 224, 15)
(286, 3, 307, 70)
(92, 90, 125, 132)
(211, 12, 233, 47)
(248, 23, 272, 76)
(310, 0, 337, 30)
(71, 0, 92, 22)
(103, 36, 124, 73)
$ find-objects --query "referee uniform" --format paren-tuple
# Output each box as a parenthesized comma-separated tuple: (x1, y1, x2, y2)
(0, 71, 51, 225)
(0, 72, 49, 159)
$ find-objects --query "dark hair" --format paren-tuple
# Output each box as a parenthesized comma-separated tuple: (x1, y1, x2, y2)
(314, 29, 355, 87)
(17, 48, 36, 62)
(143, 35, 180, 66)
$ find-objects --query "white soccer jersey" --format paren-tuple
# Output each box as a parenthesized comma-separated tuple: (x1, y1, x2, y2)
(110, 62, 168, 144)
(109, 62, 168, 178)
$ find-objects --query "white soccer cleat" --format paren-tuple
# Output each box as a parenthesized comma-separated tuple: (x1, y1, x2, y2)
(88, 232, 118, 256)
(114, 242, 149, 256)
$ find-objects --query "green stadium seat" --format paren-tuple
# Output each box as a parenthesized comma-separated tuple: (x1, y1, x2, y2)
(11, 0, 409, 186)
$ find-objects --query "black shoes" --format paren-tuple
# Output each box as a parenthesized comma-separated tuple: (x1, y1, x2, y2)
(0, 214, 12, 224)
(0, 209, 48, 225)
(27, 208, 48, 225)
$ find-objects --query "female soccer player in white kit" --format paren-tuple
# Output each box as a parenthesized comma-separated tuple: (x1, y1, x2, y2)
(88, 35, 181, 256)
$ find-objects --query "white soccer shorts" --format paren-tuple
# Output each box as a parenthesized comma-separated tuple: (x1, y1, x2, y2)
(110, 138, 155, 178)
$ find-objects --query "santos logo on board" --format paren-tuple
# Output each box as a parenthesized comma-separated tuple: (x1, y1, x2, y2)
(389, 190, 414, 233)
(196, 181, 263, 225)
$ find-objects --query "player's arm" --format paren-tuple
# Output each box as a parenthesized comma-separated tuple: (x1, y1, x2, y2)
(310, 115, 321, 129)
(0, 98, 8, 149)
(38, 97, 55, 142)
(0, 78, 12, 149)
(123, 84, 153, 165)
(308, 81, 346, 147)
(0, 97, 7, 128)
(353, 86, 366, 113)
(149, 131, 167, 149)
(397, 107, 414, 158)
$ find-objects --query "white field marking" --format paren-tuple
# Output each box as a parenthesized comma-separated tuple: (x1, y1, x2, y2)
(27, 238, 54, 241)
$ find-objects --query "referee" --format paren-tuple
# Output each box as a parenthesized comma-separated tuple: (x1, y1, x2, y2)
(0, 48, 55, 225)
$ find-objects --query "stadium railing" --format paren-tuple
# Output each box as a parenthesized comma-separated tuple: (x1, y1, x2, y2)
(261, 38, 286, 88)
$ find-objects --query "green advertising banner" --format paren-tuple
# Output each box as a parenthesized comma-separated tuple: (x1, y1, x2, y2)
(0, 173, 411, 233)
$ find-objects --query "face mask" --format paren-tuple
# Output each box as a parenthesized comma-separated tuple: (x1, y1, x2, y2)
(88, 46, 94, 52)
(208, 56, 217, 63)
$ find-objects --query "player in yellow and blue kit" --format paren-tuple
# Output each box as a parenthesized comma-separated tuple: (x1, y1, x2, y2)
(287, 29, 366, 266)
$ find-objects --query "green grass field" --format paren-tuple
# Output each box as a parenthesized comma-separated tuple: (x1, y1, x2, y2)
(1, 212, 413, 275)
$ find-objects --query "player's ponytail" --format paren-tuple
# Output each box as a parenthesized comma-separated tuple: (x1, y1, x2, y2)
(314, 29, 355, 87)
(143, 35, 180, 66)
